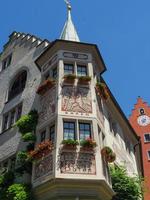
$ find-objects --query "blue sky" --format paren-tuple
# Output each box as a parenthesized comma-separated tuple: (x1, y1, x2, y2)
(1, 0, 150, 116)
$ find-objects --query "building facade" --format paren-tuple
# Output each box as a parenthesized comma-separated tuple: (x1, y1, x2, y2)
(129, 97, 150, 200)
(0, 2, 142, 200)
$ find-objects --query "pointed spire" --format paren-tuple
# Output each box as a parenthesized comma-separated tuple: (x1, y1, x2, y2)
(60, 0, 80, 42)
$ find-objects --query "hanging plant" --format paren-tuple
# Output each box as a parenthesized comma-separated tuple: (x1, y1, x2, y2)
(101, 146, 116, 163)
(15, 110, 38, 134)
(78, 76, 91, 84)
(22, 133, 36, 142)
(96, 82, 110, 100)
(106, 152, 116, 163)
(36, 78, 55, 95)
(28, 140, 53, 161)
(63, 74, 76, 83)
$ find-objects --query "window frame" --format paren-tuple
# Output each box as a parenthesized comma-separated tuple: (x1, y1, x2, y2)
(52, 67, 57, 79)
(147, 150, 150, 160)
(8, 70, 27, 101)
(2, 54, 12, 70)
(64, 63, 74, 75)
(2, 114, 9, 132)
(139, 108, 145, 115)
(49, 124, 55, 143)
(63, 121, 76, 140)
(79, 122, 92, 140)
(1, 104, 22, 133)
(144, 133, 150, 143)
(77, 64, 88, 76)
(40, 130, 46, 142)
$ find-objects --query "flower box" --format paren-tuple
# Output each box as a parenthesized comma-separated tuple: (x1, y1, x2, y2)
(63, 74, 76, 83)
(80, 138, 97, 151)
(61, 139, 79, 150)
(78, 76, 91, 84)
(36, 78, 55, 95)
(96, 82, 110, 100)
(28, 140, 53, 161)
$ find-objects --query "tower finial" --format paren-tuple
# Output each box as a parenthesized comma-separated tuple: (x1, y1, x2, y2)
(64, 0, 71, 11)
(60, 0, 80, 42)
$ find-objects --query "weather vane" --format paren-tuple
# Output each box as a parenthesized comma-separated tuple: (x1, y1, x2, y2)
(64, 0, 71, 10)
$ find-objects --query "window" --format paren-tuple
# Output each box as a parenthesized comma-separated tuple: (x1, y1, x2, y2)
(77, 65, 87, 76)
(79, 123, 91, 140)
(112, 122, 117, 136)
(147, 150, 150, 160)
(52, 67, 57, 79)
(44, 72, 50, 80)
(108, 117, 113, 132)
(2, 104, 22, 132)
(3, 115, 9, 131)
(9, 110, 15, 127)
(139, 108, 145, 115)
(50, 125, 55, 143)
(64, 64, 74, 75)
(63, 121, 75, 140)
(8, 71, 27, 101)
(40, 130, 46, 142)
(2, 54, 12, 70)
(144, 133, 150, 143)
(16, 105, 22, 120)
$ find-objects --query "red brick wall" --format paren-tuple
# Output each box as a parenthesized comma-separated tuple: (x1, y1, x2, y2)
(129, 97, 150, 200)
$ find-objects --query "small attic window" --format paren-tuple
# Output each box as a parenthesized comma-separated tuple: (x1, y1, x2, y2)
(139, 108, 145, 115)
(2, 54, 12, 70)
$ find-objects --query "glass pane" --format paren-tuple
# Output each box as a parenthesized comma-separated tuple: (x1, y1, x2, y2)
(70, 122, 75, 129)
(41, 131, 46, 142)
(79, 124, 84, 130)
(64, 122, 69, 129)
(85, 124, 90, 130)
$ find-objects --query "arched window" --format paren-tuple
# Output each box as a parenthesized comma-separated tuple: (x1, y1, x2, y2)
(8, 71, 27, 101)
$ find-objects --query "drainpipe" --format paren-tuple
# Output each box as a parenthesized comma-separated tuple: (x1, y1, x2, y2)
(133, 136, 144, 177)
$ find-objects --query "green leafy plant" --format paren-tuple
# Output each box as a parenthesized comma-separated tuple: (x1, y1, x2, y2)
(15, 110, 38, 134)
(22, 133, 36, 142)
(80, 138, 97, 148)
(17, 151, 28, 163)
(62, 139, 79, 146)
(0, 171, 15, 200)
(96, 82, 110, 100)
(78, 75, 91, 83)
(110, 165, 144, 200)
(63, 74, 76, 83)
(0, 171, 14, 188)
(7, 184, 31, 200)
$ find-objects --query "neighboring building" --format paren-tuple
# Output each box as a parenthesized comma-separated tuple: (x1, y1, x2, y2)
(0, 2, 142, 200)
(129, 97, 150, 200)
